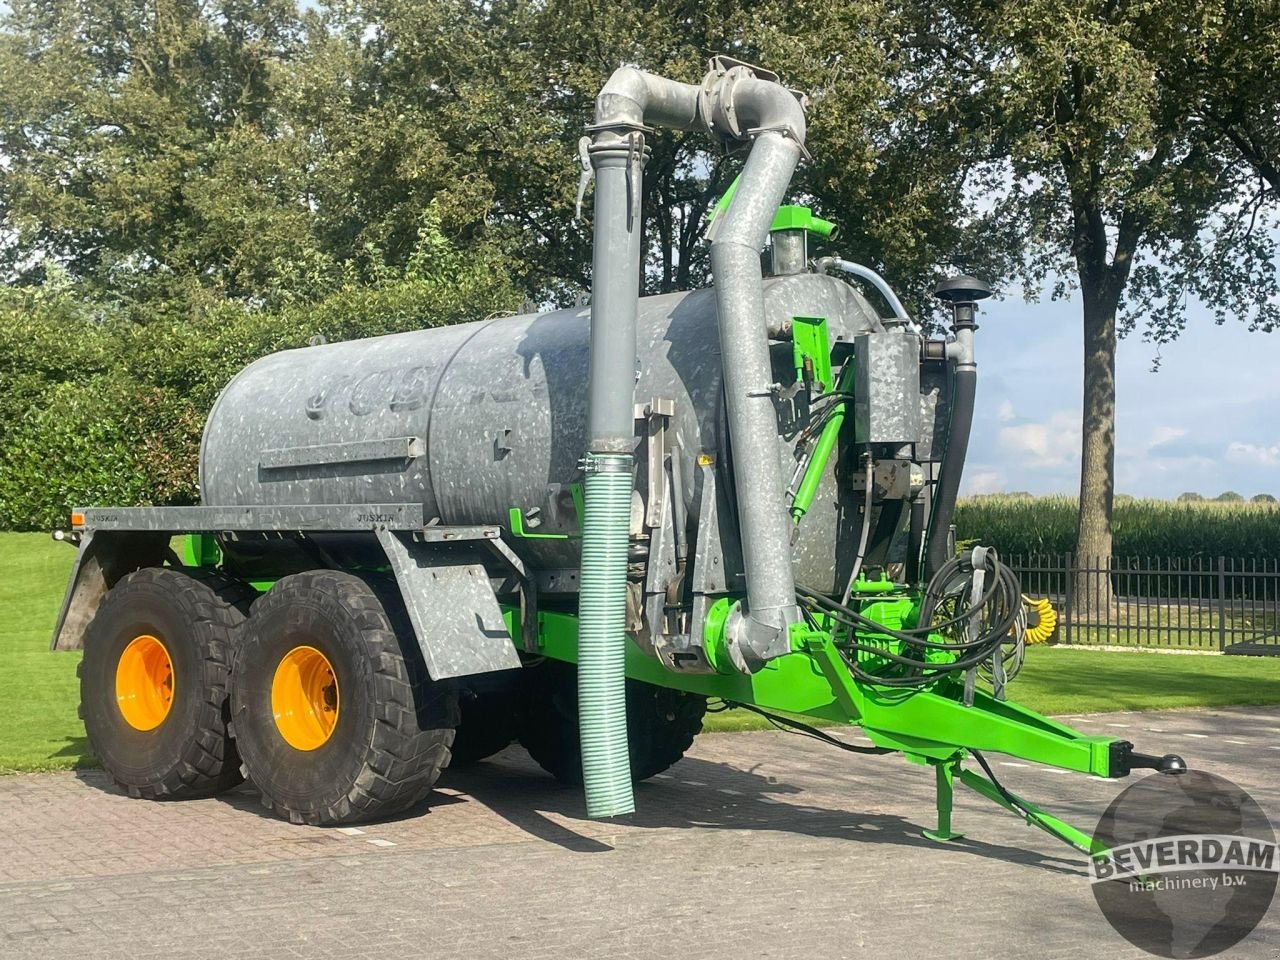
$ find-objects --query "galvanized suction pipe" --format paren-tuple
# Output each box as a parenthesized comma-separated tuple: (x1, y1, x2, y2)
(707, 79, 808, 667)
(578, 64, 807, 815)
(579, 69, 702, 819)
(593, 66, 702, 132)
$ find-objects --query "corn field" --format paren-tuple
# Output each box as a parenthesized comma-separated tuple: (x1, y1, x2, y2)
(955, 495, 1280, 561)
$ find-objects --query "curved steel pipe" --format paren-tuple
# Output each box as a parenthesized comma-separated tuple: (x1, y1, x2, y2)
(816, 257, 920, 334)
(709, 130, 807, 665)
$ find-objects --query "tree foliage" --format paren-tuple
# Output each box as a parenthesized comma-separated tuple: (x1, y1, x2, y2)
(0, 0, 1276, 540)
(0, 219, 519, 528)
(897, 0, 1279, 605)
(0, 0, 1006, 314)
(0, 0, 320, 307)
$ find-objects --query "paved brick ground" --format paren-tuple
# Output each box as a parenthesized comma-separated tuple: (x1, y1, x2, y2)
(2, 706, 1278, 959)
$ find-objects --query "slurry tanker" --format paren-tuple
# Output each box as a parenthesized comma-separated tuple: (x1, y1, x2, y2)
(51, 57, 1183, 844)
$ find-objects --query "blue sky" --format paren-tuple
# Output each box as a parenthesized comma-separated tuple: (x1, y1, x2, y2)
(961, 290, 1280, 499)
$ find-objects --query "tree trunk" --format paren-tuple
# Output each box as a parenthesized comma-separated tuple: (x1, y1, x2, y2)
(1073, 287, 1118, 617)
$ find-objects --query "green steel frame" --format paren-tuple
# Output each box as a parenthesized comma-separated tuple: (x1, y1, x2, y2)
(500, 600, 1122, 852)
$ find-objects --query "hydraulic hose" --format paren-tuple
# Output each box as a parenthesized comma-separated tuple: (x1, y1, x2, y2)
(797, 547, 1023, 689)
(907, 498, 926, 584)
(577, 454, 635, 817)
(925, 366, 976, 578)
(839, 453, 875, 607)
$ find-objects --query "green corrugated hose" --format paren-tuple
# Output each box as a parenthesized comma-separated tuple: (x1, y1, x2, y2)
(577, 453, 635, 817)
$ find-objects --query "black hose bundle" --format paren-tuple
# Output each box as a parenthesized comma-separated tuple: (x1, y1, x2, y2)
(797, 547, 1025, 690)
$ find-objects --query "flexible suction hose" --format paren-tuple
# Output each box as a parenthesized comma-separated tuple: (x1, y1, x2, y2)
(579, 118, 657, 818)
(577, 455, 636, 817)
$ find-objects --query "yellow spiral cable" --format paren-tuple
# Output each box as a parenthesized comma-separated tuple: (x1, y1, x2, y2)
(1022, 596, 1057, 644)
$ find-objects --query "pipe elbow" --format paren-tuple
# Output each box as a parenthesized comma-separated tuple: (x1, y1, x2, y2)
(594, 66, 702, 132)
(594, 66, 649, 128)
(725, 76, 807, 147)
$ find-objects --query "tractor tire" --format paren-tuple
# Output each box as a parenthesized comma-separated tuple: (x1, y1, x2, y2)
(80, 566, 250, 800)
(519, 658, 706, 785)
(449, 684, 522, 767)
(230, 571, 457, 825)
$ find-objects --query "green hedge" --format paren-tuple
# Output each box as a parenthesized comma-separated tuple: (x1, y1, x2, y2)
(0, 239, 519, 530)
(956, 494, 1280, 561)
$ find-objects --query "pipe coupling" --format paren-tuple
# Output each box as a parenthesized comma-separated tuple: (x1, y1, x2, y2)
(699, 56, 808, 155)
(723, 601, 802, 673)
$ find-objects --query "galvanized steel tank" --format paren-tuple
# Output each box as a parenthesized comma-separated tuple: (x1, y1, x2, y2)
(200, 273, 884, 590)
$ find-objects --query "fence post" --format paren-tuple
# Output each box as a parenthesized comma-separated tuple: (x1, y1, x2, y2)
(1217, 556, 1227, 652)
(1064, 552, 1073, 645)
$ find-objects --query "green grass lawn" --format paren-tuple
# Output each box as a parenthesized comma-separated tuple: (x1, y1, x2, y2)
(3, 532, 1280, 771)
(0, 532, 86, 773)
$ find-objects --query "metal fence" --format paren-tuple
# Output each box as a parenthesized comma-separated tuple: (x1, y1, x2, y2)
(1007, 554, 1280, 654)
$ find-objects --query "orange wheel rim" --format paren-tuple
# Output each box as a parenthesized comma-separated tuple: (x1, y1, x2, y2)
(271, 645, 340, 751)
(115, 634, 175, 731)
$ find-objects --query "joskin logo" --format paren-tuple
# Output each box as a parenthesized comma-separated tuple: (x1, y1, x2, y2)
(1090, 769, 1278, 958)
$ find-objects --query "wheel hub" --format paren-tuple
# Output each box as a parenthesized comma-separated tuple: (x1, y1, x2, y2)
(115, 634, 175, 731)
(271, 645, 340, 751)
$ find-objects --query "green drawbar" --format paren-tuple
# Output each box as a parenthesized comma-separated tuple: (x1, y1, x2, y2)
(577, 453, 636, 817)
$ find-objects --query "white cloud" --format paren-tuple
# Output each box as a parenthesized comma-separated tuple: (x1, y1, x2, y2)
(997, 399, 1016, 422)
(1147, 425, 1186, 452)
(998, 411, 1080, 468)
(1225, 442, 1280, 467)
(962, 470, 1004, 495)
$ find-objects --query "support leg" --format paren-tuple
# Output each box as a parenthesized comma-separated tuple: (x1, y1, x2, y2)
(923, 757, 965, 842)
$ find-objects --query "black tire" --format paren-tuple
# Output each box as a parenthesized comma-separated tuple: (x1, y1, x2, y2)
(80, 566, 249, 800)
(449, 685, 521, 767)
(519, 659, 706, 785)
(230, 571, 457, 825)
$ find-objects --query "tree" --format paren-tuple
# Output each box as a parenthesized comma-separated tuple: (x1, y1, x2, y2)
(293, 0, 752, 302)
(1177, 492, 1205, 502)
(1215, 490, 1244, 502)
(1250, 493, 1276, 504)
(303, 0, 985, 313)
(0, 0, 1011, 315)
(900, 0, 1279, 612)
(0, 0, 321, 309)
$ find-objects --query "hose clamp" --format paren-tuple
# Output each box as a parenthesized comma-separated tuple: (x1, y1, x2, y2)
(580, 453, 633, 475)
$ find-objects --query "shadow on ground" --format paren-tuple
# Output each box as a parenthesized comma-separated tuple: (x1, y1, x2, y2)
(435, 752, 1088, 875)
(71, 744, 1084, 874)
(52, 736, 94, 765)
(66, 731, 1095, 876)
